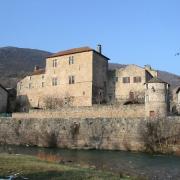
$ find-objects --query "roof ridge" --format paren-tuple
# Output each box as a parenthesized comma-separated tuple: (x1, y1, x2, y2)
(48, 46, 93, 58)
(147, 76, 167, 84)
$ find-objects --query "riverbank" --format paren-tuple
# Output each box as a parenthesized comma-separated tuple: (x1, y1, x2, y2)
(0, 153, 139, 180)
(1, 145, 180, 179)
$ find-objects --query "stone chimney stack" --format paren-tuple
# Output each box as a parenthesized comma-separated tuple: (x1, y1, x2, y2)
(97, 44, 102, 54)
(34, 65, 39, 71)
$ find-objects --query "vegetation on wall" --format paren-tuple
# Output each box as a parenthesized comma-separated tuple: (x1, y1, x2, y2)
(43, 95, 74, 110)
(141, 118, 180, 153)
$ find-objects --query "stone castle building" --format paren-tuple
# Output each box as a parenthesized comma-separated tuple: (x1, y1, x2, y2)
(17, 45, 170, 117)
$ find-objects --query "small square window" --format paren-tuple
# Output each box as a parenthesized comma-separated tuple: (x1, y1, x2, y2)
(123, 77, 130, 83)
(133, 76, 141, 83)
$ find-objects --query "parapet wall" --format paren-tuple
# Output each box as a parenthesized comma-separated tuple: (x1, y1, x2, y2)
(12, 104, 145, 119)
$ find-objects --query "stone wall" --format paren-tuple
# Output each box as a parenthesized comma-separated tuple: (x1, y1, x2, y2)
(12, 104, 145, 119)
(0, 117, 179, 152)
(0, 117, 145, 150)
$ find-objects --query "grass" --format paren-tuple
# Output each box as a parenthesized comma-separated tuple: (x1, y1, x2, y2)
(0, 153, 142, 180)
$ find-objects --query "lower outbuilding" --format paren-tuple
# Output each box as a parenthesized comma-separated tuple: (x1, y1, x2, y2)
(0, 84, 8, 113)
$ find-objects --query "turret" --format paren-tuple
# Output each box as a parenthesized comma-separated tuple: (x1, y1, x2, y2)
(145, 77, 169, 118)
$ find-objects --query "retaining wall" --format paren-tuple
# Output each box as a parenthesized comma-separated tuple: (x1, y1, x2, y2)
(0, 116, 179, 152)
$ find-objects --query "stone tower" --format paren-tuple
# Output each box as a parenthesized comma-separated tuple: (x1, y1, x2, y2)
(145, 77, 169, 118)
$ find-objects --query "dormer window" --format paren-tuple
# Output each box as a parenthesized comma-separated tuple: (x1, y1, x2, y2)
(69, 56, 74, 65)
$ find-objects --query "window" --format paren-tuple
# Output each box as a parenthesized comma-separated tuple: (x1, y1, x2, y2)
(178, 92, 180, 104)
(69, 75, 75, 84)
(19, 82, 22, 90)
(133, 76, 141, 83)
(150, 111, 155, 117)
(53, 59, 57, 68)
(115, 77, 118, 82)
(69, 56, 74, 65)
(52, 77, 58, 86)
(129, 92, 134, 100)
(42, 82, 45, 87)
(29, 83, 32, 89)
(123, 77, 130, 83)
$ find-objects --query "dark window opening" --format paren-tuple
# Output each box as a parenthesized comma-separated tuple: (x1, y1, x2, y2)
(123, 77, 130, 83)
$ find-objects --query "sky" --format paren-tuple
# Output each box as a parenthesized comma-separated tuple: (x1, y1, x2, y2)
(0, 0, 180, 75)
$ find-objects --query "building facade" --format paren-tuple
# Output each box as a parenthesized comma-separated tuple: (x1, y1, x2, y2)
(111, 64, 157, 104)
(17, 46, 108, 107)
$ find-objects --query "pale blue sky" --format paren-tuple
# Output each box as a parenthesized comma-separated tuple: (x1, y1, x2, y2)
(0, 0, 180, 75)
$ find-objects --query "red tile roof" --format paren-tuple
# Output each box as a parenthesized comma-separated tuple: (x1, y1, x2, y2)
(147, 77, 168, 84)
(31, 69, 45, 76)
(48, 46, 109, 60)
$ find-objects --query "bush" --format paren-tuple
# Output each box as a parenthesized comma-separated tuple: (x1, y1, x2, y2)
(43, 96, 63, 110)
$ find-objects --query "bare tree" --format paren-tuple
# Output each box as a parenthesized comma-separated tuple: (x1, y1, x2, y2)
(43, 96, 63, 110)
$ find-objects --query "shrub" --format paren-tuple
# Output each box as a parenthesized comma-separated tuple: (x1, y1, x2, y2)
(141, 118, 180, 153)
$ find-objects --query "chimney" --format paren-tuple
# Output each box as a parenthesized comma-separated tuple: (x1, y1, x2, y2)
(34, 65, 39, 71)
(97, 44, 102, 54)
(144, 64, 151, 70)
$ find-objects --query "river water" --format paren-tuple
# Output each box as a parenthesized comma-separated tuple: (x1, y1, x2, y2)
(0, 145, 180, 180)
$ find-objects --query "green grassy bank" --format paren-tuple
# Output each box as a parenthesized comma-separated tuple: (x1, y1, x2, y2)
(0, 153, 143, 180)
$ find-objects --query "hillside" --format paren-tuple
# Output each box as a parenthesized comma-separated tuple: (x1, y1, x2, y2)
(0, 46, 52, 87)
(0, 47, 179, 89)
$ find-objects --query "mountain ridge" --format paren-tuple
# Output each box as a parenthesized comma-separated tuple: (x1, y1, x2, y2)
(0, 46, 179, 89)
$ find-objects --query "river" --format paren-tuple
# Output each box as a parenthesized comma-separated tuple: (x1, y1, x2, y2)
(0, 145, 180, 180)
